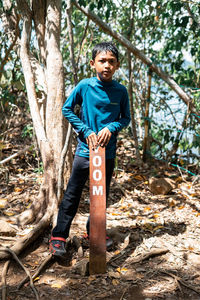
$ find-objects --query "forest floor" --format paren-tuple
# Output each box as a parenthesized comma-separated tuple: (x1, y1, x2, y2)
(1, 119, 200, 300)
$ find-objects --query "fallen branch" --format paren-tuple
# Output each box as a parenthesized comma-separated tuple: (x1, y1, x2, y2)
(125, 248, 169, 266)
(0, 247, 39, 300)
(18, 253, 53, 289)
(0, 146, 32, 164)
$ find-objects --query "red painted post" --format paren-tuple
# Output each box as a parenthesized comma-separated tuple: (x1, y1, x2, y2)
(89, 146, 106, 274)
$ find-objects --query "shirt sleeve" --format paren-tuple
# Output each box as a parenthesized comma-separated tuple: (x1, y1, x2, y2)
(62, 81, 93, 138)
(106, 87, 131, 133)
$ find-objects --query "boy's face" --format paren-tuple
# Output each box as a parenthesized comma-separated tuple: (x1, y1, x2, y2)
(90, 51, 120, 82)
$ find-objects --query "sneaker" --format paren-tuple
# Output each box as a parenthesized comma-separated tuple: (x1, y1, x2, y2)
(83, 234, 114, 250)
(49, 237, 66, 257)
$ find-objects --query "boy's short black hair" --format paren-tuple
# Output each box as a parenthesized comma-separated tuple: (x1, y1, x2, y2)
(92, 42, 119, 61)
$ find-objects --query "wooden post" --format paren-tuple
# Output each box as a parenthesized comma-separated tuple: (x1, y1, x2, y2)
(89, 146, 106, 275)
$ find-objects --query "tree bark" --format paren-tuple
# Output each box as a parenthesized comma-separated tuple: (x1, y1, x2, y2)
(45, 0, 66, 170)
(143, 69, 152, 162)
(32, 0, 46, 64)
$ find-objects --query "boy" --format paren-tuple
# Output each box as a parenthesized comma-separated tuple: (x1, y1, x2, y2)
(49, 42, 130, 257)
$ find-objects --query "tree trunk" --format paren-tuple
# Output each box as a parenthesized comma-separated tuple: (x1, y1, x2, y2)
(126, 0, 142, 163)
(143, 69, 152, 162)
(45, 0, 66, 171)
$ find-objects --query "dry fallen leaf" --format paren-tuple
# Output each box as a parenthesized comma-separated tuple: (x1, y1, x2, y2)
(0, 199, 8, 208)
(116, 267, 128, 274)
(51, 283, 62, 288)
(34, 277, 40, 282)
(134, 175, 144, 181)
(144, 206, 151, 211)
(4, 211, 15, 216)
(14, 187, 23, 193)
(178, 205, 185, 210)
(153, 214, 159, 219)
(112, 279, 119, 285)
(169, 199, 176, 207)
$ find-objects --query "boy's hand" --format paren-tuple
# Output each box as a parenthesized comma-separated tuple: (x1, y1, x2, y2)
(97, 127, 112, 147)
(86, 132, 98, 150)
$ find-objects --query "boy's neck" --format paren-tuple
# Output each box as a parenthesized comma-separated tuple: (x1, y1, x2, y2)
(96, 75, 113, 83)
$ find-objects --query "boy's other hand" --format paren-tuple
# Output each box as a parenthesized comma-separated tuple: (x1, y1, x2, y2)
(86, 132, 98, 150)
(97, 127, 112, 147)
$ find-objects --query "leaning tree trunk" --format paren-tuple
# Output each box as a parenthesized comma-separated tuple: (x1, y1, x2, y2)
(0, 0, 67, 258)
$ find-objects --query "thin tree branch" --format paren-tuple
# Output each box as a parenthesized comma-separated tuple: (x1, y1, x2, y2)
(57, 123, 72, 201)
(126, 0, 142, 162)
(20, 14, 49, 164)
(0, 34, 18, 81)
(57, 0, 79, 202)
(76, 17, 90, 66)
(0, 146, 32, 165)
(66, 0, 78, 85)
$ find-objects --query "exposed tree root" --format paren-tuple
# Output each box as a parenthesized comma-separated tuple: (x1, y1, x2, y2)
(0, 247, 39, 300)
(0, 171, 58, 299)
(18, 253, 53, 289)
(2, 260, 10, 300)
(160, 270, 200, 295)
(0, 210, 52, 260)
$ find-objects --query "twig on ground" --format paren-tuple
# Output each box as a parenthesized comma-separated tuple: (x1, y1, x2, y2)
(18, 253, 53, 289)
(109, 245, 133, 264)
(2, 260, 10, 300)
(0, 247, 39, 300)
(120, 286, 128, 300)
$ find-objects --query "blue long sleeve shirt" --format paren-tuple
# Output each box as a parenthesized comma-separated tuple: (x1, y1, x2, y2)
(62, 77, 130, 159)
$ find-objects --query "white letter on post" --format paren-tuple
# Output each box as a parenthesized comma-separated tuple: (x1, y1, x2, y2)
(93, 170, 102, 181)
(93, 186, 103, 195)
(93, 155, 102, 167)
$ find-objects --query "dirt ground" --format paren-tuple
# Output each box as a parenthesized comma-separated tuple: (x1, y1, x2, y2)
(1, 128, 200, 300)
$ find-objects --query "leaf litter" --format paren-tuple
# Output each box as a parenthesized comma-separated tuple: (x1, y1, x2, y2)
(0, 131, 200, 299)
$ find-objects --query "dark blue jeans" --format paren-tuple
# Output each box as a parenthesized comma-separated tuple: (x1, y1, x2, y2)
(52, 155, 115, 239)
